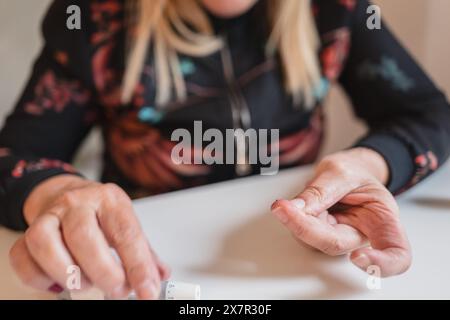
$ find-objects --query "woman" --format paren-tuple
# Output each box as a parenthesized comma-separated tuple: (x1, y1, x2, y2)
(1, 0, 449, 299)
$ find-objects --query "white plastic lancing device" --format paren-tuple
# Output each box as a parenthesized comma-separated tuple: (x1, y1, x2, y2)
(58, 281, 201, 300)
(128, 281, 201, 300)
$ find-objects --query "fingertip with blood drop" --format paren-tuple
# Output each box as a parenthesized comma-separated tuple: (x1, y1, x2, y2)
(270, 199, 283, 211)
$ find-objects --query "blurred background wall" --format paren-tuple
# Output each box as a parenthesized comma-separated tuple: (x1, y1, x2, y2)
(0, 0, 449, 178)
(321, 0, 450, 156)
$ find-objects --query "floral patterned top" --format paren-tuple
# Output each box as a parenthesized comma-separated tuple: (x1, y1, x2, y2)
(1, 0, 449, 230)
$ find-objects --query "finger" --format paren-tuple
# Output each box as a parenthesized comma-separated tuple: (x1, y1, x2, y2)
(61, 206, 129, 298)
(334, 190, 412, 277)
(351, 246, 412, 278)
(24, 213, 91, 290)
(272, 199, 366, 256)
(293, 211, 338, 254)
(348, 217, 411, 277)
(9, 237, 54, 291)
(97, 184, 162, 300)
(294, 169, 359, 216)
(317, 210, 337, 225)
(157, 261, 171, 281)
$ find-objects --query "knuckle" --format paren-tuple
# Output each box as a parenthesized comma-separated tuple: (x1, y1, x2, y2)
(304, 185, 327, 203)
(330, 162, 349, 176)
(8, 242, 22, 268)
(320, 155, 335, 166)
(126, 262, 152, 286)
(64, 219, 95, 242)
(101, 183, 126, 202)
(109, 221, 140, 248)
(25, 222, 49, 247)
(19, 271, 38, 288)
(292, 223, 307, 239)
(58, 191, 79, 207)
(24, 220, 62, 264)
(321, 156, 350, 176)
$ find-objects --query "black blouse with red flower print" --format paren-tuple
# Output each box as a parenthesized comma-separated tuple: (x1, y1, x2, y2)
(1, 0, 449, 230)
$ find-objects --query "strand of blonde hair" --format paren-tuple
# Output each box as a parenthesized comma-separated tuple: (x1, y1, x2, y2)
(122, 0, 321, 109)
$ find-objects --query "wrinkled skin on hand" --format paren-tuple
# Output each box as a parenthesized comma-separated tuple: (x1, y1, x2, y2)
(272, 148, 412, 277)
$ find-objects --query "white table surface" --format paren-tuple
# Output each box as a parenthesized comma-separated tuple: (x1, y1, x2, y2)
(1, 163, 450, 300)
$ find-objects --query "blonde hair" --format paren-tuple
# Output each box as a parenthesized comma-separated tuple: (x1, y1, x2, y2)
(121, 0, 321, 108)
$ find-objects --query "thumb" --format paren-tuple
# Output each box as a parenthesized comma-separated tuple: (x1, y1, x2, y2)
(296, 170, 358, 216)
(350, 246, 412, 277)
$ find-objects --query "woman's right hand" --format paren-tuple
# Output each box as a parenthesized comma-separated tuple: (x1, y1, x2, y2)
(9, 175, 170, 300)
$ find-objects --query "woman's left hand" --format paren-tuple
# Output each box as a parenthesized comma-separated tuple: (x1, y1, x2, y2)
(271, 148, 412, 277)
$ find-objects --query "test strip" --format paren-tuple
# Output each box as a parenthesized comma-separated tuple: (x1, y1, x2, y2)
(59, 281, 201, 300)
(128, 281, 201, 300)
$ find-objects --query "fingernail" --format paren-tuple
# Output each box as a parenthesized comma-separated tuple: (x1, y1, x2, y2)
(291, 198, 306, 210)
(352, 253, 371, 270)
(137, 279, 160, 300)
(272, 207, 289, 224)
(48, 283, 64, 294)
